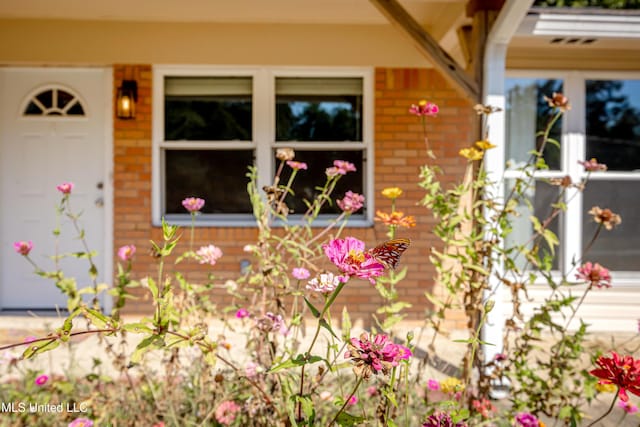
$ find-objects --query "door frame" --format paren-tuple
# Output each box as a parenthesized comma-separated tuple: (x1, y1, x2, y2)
(0, 66, 114, 313)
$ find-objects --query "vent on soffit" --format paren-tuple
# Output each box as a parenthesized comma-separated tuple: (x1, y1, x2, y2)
(550, 37, 598, 45)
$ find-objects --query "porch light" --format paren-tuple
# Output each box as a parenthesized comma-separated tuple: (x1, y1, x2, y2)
(116, 80, 138, 119)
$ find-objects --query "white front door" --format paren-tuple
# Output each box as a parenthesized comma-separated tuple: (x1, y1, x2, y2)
(0, 68, 108, 311)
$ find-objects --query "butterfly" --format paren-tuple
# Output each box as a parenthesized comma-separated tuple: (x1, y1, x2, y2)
(369, 238, 411, 269)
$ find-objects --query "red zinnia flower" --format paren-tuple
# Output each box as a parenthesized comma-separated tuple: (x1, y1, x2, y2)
(590, 352, 640, 402)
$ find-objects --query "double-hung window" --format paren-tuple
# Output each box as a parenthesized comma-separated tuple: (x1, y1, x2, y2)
(153, 67, 373, 226)
(504, 72, 640, 281)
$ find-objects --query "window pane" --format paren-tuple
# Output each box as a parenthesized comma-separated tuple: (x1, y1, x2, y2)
(586, 80, 640, 171)
(164, 77, 252, 141)
(583, 181, 640, 271)
(164, 149, 253, 214)
(277, 150, 364, 215)
(505, 179, 560, 271)
(276, 77, 362, 142)
(506, 78, 563, 170)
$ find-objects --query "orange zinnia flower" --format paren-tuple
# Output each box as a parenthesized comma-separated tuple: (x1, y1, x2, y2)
(375, 211, 416, 228)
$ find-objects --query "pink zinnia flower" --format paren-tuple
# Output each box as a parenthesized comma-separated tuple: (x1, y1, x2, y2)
(366, 386, 378, 397)
(292, 267, 311, 280)
(13, 241, 33, 256)
(286, 160, 308, 171)
(427, 379, 440, 391)
(236, 308, 249, 319)
(24, 336, 37, 344)
(576, 262, 612, 288)
(347, 395, 358, 405)
(345, 332, 410, 379)
(579, 158, 607, 172)
(182, 197, 205, 213)
(306, 273, 341, 294)
(409, 100, 439, 117)
(325, 166, 341, 177)
(68, 418, 93, 427)
(333, 160, 357, 174)
(196, 244, 223, 266)
(215, 400, 240, 426)
(337, 191, 365, 213)
(56, 182, 74, 194)
(322, 237, 385, 284)
(245, 361, 259, 378)
(35, 374, 48, 386)
(117, 244, 136, 262)
(619, 400, 638, 414)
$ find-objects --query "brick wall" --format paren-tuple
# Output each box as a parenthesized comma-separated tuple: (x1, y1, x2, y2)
(113, 65, 474, 328)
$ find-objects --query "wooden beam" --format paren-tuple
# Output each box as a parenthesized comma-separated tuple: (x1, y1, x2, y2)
(370, 0, 480, 102)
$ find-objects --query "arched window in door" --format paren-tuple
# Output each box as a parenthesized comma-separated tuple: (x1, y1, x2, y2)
(23, 86, 86, 117)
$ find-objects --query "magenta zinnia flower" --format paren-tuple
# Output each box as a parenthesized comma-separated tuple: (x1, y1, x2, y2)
(292, 267, 310, 280)
(35, 374, 48, 386)
(68, 418, 93, 427)
(182, 197, 205, 213)
(514, 412, 541, 427)
(322, 237, 385, 284)
(337, 191, 365, 213)
(117, 244, 136, 262)
(590, 351, 640, 402)
(422, 412, 467, 427)
(619, 400, 639, 414)
(56, 182, 74, 194)
(235, 308, 249, 319)
(196, 244, 223, 266)
(409, 100, 439, 117)
(576, 262, 611, 288)
(13, 241, 33, 256)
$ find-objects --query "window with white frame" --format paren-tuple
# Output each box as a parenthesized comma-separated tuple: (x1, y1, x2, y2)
(504, 73, 640, 275)
(153, 67, 372, 226)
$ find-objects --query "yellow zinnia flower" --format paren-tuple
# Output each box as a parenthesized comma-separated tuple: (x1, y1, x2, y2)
(381, 187, 403, 199)
(595, 382, 617, 393)
(459, 147, 484, 161)
(474, 140, 496, 150)
(440, 377, 465, 394)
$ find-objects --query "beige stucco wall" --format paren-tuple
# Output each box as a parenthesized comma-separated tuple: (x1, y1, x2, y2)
(0, 19, 432, 67)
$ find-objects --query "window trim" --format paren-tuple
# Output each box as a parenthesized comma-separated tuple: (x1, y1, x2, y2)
(152, 65, 374, 227)
(503, 69, 640, 278)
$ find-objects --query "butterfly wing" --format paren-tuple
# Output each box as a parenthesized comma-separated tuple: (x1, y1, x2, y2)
(370, 238, 410, 269)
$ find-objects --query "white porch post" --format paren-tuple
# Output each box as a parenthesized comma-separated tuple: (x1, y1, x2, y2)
(481, 0, 535, 388)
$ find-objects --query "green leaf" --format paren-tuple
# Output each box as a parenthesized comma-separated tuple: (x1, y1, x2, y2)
(83, 308, 111, 329)
(341, 307, 351, 341)
(131, 335, 164, 364)
(269, 354, 324, 373)
(122, 323, 153, 334)
(336, 412, 365, 427)
(319, 318, 338, 339)
(22, 339, 60, 359)
(304, 297, 320, 318)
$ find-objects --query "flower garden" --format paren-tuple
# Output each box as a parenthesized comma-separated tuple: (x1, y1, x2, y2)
(0, 96, 639, 426)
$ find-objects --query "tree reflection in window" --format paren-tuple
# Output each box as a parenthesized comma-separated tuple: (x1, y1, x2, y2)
(23, 88, 85, 117)
(586, 80, 640, 171)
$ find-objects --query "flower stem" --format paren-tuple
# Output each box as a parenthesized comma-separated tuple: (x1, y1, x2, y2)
(585, 391, 618, 427)
(327, 376, 364, 427)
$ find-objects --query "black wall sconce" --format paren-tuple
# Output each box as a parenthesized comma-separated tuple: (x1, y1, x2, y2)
(116, 80, 138, 119)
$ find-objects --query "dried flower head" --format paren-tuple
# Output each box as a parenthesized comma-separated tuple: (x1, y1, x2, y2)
(344, 332, 410, 379)
(422, 412, 468, 427)
(473, 104, 502, 115)
(544, 92, 571, 112)
(579, 158, 607, 172)
(588, 206, 621, 230)
(276, 147, 295, 161)
(549, 175, 573, 188)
